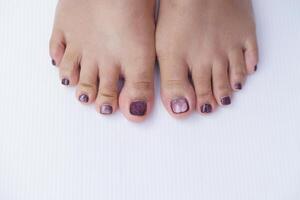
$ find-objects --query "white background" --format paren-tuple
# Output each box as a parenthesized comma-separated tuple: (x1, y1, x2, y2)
(0, 0, 300, 200)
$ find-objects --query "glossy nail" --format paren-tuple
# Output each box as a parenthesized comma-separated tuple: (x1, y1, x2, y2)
(61, 78, 70, 86)
(100, 104, 113, 115)
(221, 96, 231, 105)
(52, 59, 56, 66)
(79, 94, 89, 103)
(171, 98, 189, 114)
(200, 104, 212, 114)
(130, 101, 147, 116)
(235, 83, 242, 90)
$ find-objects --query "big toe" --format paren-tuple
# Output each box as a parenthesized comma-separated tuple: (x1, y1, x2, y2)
(159, 59, 196, 118)
(119, 61, 155, 122)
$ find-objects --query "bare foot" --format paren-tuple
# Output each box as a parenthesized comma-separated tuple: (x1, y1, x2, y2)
(156, 0, 259, 118)
(50, 0, 156, 122)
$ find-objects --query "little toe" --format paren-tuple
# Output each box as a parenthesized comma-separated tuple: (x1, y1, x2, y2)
(192, 65, 217, 114)
(96, 65, 120, 115)
(228, 49, 247, 91)
(160, 60, 196, 118)
(244, 37, 259, 74)
(76, 59, 98, 104)
(49, 29, 65, 67)
(212, 59, 233, 106)
(59, 46, 80, 86)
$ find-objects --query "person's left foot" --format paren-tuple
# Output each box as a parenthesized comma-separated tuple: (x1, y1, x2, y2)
(156, 0, 259, 118)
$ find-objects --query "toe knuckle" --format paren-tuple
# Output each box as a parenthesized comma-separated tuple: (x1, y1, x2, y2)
(60, 68, 73, 76)
(216, 85, 231, 93)
(64, 52, 80, 64)
(196, 91, 212, 100)
(79, 82, 97, 90)
(234, 71, 246, 79)
(100, 92, 117, 99)
(99, 88, 118, 99)
(164, 79, 184, 88)
(131, 81, 153, 91)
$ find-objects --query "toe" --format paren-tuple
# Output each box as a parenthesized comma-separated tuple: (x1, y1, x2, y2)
(244, 37, 259, 74)
(76, 59, 98, 104)
(191, 64, 217, 114)
(59, 46, 80, 86)
(160, 59, 195, 118)
(119, 62, 155, 122)
(96, 65, 120, 115)
(49, 29, 65, 66)
(228, 49, 247, 91)
(212, 59, 232, 106)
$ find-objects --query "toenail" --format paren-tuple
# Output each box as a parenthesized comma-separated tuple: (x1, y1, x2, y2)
(51, 59, 56, 66)
(61, 78, 70, 86)
(171, 98, 189, 114)
(130, 101, 147, 116)
(221, 96, 231, 105)
(200, 104, 212, 113)
(79, 94, 89, 103)
(235, 83, 242, 90)
(254, 65, 258, 71)
(100, 104, 113, 115)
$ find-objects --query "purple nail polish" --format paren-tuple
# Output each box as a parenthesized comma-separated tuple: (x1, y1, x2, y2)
(235, 83, 242, 90)
(61, 78, 70, 86)
(201, 104, 212, 113)
(130, 101, 147, 116)
(221, 96, 231, 105)
(100, 104, 113, 115)
(52, 59, 56, 66)
(254, 65, 258, 71)
(171, 98, 189, 114)
(79, 94, 89, 103)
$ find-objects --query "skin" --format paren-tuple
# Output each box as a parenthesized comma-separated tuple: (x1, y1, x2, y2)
(50, 0, 156, 122)
(50, 0, 258, 121)
(156, 0, 258, 118)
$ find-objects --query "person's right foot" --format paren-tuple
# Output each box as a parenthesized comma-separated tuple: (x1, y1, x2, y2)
(50, 0, 156, 122)
(156, 0, 259, 118)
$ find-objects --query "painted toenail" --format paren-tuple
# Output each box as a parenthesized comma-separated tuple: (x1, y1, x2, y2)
(171, 98, 189, 114)
(235, 83, 242, 90)
(79, 94, 89, 103)
(254, 65, 258, 71)
(51, 59, 56, 66)
(221, 96, 231, 105)
(201, 104, 212, 113)
(61, 78, 70, 86)
(130, 101, 147, 116)
(100, 104, 113, 115)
